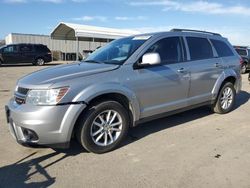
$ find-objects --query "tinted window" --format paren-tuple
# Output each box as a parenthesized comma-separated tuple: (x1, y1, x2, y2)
(146, 37, 183, 64)
(3, 45, 18, 53)
(186, 37, 213, 60)
(20, 45, 32, 52)
(211, 39, 234, 57)
(36, 45, 50, 52)
(235, 48, 247, 56)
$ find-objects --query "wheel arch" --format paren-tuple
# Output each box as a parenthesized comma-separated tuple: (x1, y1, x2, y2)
(212, 70, 238, 100)
(69, 84, 141, 141)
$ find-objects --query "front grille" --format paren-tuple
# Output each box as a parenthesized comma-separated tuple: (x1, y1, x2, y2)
(17, 87, 29, 95)
(14, 87, 29, 105)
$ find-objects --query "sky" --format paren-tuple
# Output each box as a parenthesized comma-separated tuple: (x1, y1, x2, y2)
(1, 0, 250, 45)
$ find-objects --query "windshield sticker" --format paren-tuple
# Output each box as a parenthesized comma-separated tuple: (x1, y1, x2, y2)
(132, 36, 151, 40)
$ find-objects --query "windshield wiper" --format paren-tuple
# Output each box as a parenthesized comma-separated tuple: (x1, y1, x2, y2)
(84, 60, 103, 64)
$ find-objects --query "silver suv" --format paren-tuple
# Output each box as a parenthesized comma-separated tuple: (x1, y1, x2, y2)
(5, 29, 242, 153)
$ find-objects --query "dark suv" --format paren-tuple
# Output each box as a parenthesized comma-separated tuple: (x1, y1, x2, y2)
(234, 46, 250, 74)
(0, 44, 52, 66)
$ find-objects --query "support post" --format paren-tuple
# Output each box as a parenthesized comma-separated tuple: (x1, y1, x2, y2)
(76, 36, 79, 61)
(50, 36, 53, 62)
(92, 37, 95, 52)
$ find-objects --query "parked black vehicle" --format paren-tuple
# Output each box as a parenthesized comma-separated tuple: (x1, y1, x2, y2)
(0, 44, 52, 66)
(234, 46, 250, 74)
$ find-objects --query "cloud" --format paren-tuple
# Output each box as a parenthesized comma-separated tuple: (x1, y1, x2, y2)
(73, 16, 108, 22)
(129, 0, 250, 16)
(4, 0, 27, 3)
(3, 0, 86, 3)
(40, 0, 64, 3)
(71, 0, 87, 2)
(115, 16, 147, 21)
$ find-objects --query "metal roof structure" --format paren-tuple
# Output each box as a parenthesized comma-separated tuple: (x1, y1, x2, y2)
(50, 22, 140, 40)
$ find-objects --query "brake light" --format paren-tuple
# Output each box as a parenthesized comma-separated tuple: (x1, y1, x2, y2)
(239, 57, 244, 65)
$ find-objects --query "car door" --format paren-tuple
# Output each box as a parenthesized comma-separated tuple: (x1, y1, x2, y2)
(184, 36, 224, 105)
(1, 45, 19, 63)
(129, 36, 190, 118)
(19, 44, 34, 63)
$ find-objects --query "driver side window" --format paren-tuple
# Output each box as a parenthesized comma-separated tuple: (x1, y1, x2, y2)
(146, 37, 183, 64)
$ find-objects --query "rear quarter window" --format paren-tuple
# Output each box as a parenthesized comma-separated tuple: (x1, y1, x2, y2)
(186, 37, 213, 61)
(35, 45, 50, 53)
(211, 39, 234, 57)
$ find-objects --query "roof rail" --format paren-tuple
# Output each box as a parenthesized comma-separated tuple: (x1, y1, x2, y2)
(170, 28, 221, 36)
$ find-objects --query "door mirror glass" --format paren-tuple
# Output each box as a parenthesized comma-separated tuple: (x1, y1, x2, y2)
(141, 52, 161, 66)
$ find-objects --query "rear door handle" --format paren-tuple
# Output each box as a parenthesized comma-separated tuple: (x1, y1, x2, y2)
(177, 67, 186, 73)
(214, 63, 223, 68)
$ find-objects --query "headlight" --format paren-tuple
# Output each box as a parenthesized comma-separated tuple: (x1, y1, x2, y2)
(26, 87, 69, 105)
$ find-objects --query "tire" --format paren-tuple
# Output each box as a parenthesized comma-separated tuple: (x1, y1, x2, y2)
(35, 58, 45, 66)
(212, 82, 236, 114)
(241, 63, 247, 74)
(76, 101, 130, 154)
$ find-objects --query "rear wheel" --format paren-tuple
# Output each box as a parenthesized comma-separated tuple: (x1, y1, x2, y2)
(35, 58, 45, 66)
(241, 63, 247, 74)
(212, 82, 236, 114)
(76, 101, 130, 154)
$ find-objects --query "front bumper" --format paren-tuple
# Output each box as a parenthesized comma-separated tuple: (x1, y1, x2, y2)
(5, 98, 86, 148)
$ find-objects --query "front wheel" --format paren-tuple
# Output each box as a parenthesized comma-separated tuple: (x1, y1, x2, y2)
(212, 82, 236, 114)
(76, 101, 130, 154)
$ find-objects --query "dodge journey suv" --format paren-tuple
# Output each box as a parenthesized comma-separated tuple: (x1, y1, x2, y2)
(5, 29, 241, 153)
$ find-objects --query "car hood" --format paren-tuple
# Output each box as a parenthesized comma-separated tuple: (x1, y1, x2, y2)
(18, 62, 120, 88)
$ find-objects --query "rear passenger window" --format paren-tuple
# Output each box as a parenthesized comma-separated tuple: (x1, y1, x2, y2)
(146, 37, 183, 64)
(20, 45, 32, 52)
(186, 37, 213, 60)
(211, 39, 234, 57)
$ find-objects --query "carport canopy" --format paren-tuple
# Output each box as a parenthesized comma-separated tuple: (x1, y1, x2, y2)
(50, 22, 140, 60)
(50, 22, 140, 41)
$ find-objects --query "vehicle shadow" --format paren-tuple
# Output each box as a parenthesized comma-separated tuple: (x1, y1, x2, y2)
(0, 141, 84, 188)
(234, 90, 250, 110)
(124, 90, 250, 146)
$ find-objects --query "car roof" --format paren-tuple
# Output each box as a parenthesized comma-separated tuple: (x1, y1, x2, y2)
(6, 43, 46, 46)
(130, 29, 225, 41)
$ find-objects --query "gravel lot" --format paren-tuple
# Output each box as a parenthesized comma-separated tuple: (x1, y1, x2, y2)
(0, 62, 250, 188)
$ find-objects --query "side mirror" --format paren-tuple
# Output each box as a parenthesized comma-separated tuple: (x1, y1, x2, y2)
(141, 52, 161, 66)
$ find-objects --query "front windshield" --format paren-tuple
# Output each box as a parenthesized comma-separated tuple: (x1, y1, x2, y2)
(84, 36, 150, 65)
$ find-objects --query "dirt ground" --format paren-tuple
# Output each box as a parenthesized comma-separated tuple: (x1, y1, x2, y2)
(0, 62, 250, 188)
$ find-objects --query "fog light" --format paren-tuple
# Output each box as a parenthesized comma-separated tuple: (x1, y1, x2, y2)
(22, 128, 39, 142)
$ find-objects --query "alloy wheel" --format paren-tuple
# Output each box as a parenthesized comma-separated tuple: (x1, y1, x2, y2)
(90, 110, 123, 147)
(220, 87, 233, 110)
(37, 58, 44, 66)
